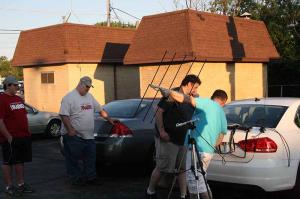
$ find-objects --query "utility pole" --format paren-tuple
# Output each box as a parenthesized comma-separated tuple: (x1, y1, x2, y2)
(107, 0, 111, 27)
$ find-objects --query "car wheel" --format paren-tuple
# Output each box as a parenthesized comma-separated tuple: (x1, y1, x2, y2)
(291, 163, 300, 198)
(146, 143, 155, 173)
(46, 120, 61, 137)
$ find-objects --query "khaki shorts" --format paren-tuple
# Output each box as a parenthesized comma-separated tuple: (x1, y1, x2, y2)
(186, 151, 213, 194)
(155, 137, 187, 173)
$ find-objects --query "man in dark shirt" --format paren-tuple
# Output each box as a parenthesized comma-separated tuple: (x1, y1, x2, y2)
(146, 75, 201, 199)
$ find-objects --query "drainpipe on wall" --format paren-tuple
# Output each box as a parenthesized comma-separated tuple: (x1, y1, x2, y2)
(113, 64, 117, 100)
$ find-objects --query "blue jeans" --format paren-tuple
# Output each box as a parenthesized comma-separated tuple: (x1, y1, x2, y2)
(63, 135, 96, 182)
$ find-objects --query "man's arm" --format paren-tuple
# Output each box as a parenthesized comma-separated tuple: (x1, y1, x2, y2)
(99, 109, 114, 125)
(155, 107, 169, 142)
(60, 115, 76, 136)
(215, 133, 225, 146)
(0, 119, 13, 143)
(168, 90, 196, 107)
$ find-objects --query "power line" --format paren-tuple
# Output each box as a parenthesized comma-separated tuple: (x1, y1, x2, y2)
(0, 33, 20, 34)
(111, 7, 122, 23)
(0, 29, 22, 31)
(110, 6, 141, 20)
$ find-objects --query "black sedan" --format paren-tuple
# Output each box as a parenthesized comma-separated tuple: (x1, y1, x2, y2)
(94, 99, 159, 168)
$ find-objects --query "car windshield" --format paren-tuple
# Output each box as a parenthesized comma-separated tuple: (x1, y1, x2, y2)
(224, 104, 288, 128)
(102, 100, 148, 118)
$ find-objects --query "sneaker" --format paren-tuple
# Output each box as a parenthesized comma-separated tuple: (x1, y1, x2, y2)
(5, 185, 15, 196)
(17, 183, 34, 193)
(145, 190, 157, 199)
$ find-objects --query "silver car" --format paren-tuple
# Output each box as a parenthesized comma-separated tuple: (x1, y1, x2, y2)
(94, 99, 158, 167)
(25, 103, 61, 137)
(0, 84, 3, 93)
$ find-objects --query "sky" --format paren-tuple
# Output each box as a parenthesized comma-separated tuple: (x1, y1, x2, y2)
(0, 0, 179, 59)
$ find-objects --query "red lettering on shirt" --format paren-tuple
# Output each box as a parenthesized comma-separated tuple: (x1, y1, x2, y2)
(81, 104, 92, 110)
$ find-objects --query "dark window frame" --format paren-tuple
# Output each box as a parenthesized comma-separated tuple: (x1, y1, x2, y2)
(295, 106, 300, 128)
(41, 72, 54, 84)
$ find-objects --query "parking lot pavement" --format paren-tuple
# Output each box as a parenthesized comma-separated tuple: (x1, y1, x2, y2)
(0, 138, 291, 199)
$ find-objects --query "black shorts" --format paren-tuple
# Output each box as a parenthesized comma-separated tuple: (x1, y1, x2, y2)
(1, 137, 32, 165)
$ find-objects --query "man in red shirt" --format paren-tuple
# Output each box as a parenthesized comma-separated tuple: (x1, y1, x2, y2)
(0, 76, 34, 195)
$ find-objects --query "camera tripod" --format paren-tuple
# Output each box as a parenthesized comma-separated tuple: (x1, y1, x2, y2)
(167, 120, 212, 199)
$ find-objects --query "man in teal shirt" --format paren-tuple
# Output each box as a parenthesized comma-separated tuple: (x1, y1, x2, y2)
(186, 91, 228, 153)
(151, 86, 227, 199)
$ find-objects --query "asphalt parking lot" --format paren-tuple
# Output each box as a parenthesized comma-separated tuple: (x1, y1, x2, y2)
(0, 137, 293, 199)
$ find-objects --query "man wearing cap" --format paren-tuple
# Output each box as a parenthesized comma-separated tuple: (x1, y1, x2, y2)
(59, 76, 114, 186)
(0, 76, 34, 195)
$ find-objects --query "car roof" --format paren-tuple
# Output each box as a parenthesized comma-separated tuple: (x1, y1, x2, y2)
(107, 98, 160, 103)
(228, 97, 300, 107)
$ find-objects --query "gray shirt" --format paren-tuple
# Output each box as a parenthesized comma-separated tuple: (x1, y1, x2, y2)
(59, 89, 102, 139)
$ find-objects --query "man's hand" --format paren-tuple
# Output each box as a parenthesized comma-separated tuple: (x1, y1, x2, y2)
(160, 130, 170, 142)
(6, 134, 13, 143)
(68, 128, 76, 136)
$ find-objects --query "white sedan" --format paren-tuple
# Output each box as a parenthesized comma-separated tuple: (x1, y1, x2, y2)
(208, 97, 300, 196)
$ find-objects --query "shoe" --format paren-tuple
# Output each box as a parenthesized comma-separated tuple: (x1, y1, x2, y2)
(145, 190, 157, 199)
(17, 183, 34, 193)
(86, 178, 102, 186)
(5, 185, 15, 196)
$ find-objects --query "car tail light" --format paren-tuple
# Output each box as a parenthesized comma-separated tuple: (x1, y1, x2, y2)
(238, 137, 277, 153)
(110, 121, 133, 137)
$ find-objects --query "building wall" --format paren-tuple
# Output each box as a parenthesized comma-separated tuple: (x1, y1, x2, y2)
(23, 65, 69, 112)
(68, 63, 115, 106)
(139, 62, 266, 102)
(115, 65, 140, 99)
(23, 62, 266, 113)
(23, 63, 115, 113)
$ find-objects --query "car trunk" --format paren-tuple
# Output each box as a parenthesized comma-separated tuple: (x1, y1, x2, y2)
(213, 127, 283, 163)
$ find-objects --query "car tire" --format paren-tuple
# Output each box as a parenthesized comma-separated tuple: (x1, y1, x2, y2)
(290, 163, 300, 198)
(145, 143, 155, 173)
(45, 120, 61, 137)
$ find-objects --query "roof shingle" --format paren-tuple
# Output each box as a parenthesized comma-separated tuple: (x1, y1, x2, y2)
(12, 23, 135, 67)
(124, 9, 280, 64)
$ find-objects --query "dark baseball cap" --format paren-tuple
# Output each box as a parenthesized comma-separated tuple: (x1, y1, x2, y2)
(3, 76, 19, 85)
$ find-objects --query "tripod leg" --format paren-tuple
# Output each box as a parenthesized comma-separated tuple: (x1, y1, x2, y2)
(194, 151, 213, 199)
(186, 143, 213, 199)
(186, 148, 200, 199)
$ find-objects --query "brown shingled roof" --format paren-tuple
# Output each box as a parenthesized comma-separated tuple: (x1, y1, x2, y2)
(124, 9, 280, 64)
(12, 23, 135, 67)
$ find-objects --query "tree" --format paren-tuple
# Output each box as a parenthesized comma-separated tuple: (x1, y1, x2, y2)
(0, 56, 23, 80)
(173, 0, 210, 11)
(95, 21, 136, 28)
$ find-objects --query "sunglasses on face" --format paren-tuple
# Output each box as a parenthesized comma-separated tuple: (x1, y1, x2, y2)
(9, 84, 19, 87)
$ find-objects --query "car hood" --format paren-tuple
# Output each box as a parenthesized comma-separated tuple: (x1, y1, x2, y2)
(38, 111, 60, 118)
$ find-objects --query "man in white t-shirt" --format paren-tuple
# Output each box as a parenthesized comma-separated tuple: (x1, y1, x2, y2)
(59, 76, 114, 186)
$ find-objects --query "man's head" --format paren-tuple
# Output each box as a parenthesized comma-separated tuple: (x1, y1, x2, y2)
(3, 76, 19, 95)
(180, 74, 201, 96)
(77, 76, 93, 96)
(211, 89, 228, 107)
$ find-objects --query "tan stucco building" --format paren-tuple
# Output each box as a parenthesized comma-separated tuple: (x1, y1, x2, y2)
(12, 9, 279, 113)
(12, 23, 137, 112)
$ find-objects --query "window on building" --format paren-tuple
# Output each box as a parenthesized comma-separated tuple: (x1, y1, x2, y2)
(295, 106, 300, 128)
(41, 72, 54, 84)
